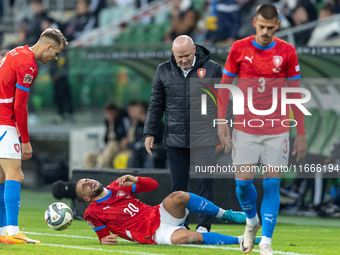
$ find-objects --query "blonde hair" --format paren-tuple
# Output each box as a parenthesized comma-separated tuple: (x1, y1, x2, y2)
(40, 28, 68, 47)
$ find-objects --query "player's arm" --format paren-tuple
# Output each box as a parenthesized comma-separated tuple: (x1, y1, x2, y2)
(14, 62, 36, 160)
(217, 44, 239, 153)
(85, 215, 114, 244)
(286, 49, 307, 162)
(115, 175, 159, 193)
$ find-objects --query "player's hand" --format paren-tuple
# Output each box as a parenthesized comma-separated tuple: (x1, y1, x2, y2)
(21, 142, 33, 160)
(292, 134, 307, 162)
(115, 175, 138, 187)
(217, 124, 232, 154)
(101, 234, 118, 245)
(145, 136, 154, 156)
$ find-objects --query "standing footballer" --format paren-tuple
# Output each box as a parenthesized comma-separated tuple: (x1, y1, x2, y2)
(217, 4, 307, 255)
(0, 28, 67, 244)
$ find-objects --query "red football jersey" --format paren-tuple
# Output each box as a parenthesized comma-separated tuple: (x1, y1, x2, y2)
(84, 181, 160, 244)
(0, 46, 38, 142)
(221, 36, 301, 135)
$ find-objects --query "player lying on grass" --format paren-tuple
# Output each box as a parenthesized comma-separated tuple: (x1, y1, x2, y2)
(76, 175, 261, 245)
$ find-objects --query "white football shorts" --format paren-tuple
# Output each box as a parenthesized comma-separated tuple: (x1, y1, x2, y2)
(0, 125, 21, 159)
(232, 129, 289, 167)
(152, 202, 189, 245)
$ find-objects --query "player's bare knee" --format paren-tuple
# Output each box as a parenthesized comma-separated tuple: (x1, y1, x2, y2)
(170, 191, 189, 205)
(187, 234, 200, 244)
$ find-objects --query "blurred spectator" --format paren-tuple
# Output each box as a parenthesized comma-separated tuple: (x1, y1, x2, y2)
(165, 0, 200, 42)
(207, 0, 241, 45)
(126, 101, 165, 168)
(308, 4, 340, 46)
(238, 0, 271, 39)
(88, 0, 106, 23)
(21, 0, 58, 46)
(84, 103, 128, 169)
(290, 5, 313, 45)
(64, 0, 97, 42)
(135, 0, 155, 8)
(50, 53, 74, 122)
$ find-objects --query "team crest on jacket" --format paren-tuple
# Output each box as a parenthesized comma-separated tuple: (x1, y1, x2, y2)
(197, 68, 206, 78)
(273, 56, 283, 68)
(14, 143, 20, 153)
(116, 190, 127, 197)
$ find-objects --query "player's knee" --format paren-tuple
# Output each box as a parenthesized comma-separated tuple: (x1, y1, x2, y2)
(170, 191, 188, 204)
(187, 234, 200, 244)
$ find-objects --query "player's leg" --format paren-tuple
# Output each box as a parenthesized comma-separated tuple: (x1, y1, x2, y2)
(162, 191, 246, 223)
(171, 228, 241, 245)
(259, 132, 288, 255)
(0, 158, 40, 244)
(0, 165, 5, 243)
(192, 146, 215, 232)
(232, 130, 261, 253)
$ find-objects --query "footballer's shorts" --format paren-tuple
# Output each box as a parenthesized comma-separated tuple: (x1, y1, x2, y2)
(232, 129, 289, 167)
(0, 125, 21, 159)
(153, 202, 189, 245)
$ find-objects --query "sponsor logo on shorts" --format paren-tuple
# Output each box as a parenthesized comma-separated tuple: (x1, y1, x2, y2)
(23, 74, 33, 84)
(0, 131, 7, 142)
(14, 143, 20, 153)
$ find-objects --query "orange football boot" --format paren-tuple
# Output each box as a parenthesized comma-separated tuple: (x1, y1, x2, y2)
(5, 232, 41, 244)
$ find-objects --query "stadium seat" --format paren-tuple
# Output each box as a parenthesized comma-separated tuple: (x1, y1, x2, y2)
(308, 109, 337, 155)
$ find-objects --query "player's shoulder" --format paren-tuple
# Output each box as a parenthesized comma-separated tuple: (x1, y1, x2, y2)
(232, 36, 253, 49)
(274, 37, 296, 52)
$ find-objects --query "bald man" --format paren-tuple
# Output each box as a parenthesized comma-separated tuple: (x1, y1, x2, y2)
(144, 35, 222, 233)
(0, 28, 67, 244)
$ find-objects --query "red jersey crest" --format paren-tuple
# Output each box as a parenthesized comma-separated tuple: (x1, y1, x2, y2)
(273, 56, 283, 68)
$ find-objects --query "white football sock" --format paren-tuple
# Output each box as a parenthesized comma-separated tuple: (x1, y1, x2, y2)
(216, 208, 226, 218)
(0, 226, 6, 236)
(238, 235, 244, 244)
(260, 236, 272, 246)
(7, 225, 19, 236)
(246, 214, 259, 226)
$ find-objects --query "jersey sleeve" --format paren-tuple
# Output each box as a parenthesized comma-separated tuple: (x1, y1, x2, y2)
(16, 60, 36, 91)
(286, 47, 301, 81)
(127, 177, 159, 194)
(223, 43, 239, 78)
(84, 211, 111, 243)
(13, 60, 37, 143)
(218, 44, 239, 119)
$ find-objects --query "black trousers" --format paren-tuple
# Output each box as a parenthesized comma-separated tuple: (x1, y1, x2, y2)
(167, 146, 215, 231)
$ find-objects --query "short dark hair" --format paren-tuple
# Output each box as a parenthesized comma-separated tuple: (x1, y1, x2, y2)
(104, 103, 119, 112)
(321, 3, 334, 14)
(30, 0, 42, 4)
(74, 180, 84, 201)
(256, 4, 279, 21)
(40, 28, 68, 47)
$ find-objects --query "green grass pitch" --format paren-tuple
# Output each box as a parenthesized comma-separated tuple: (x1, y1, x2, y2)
(0, 189, 339, 255)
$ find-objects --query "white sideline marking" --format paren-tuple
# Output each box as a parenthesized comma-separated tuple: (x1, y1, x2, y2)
(180, 245, 314, 255)
(41, 243, 163, 255)
(25, 231, 130, 242)
(27, 231, 314, 255)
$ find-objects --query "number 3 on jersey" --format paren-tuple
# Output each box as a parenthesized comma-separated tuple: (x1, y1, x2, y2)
(258, 77, 265, 93)
(124, 203, 139, 217)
